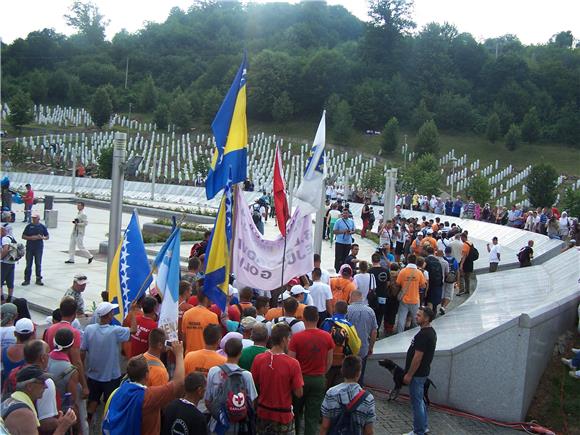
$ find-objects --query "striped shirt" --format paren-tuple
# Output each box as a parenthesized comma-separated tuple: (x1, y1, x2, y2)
(321, 382, 376, 434)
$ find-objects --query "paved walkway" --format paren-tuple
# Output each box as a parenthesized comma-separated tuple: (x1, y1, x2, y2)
(8, 195, 521, 434)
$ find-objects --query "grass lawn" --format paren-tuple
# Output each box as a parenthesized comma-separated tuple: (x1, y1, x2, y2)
(527, 331, 580, 434)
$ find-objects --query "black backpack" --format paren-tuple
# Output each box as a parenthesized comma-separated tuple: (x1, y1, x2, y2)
(328, 389, 370, 435)
(467, 243, 479, 261)
(251, 204, 262, 225)
(425, 256, 443, 286)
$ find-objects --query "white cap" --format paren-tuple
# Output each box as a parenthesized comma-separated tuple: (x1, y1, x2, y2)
(278, 291, 292, 302)
(15, 318, 35, 334)
(290, 285, 310, 295)
(95, 302, 119, 317)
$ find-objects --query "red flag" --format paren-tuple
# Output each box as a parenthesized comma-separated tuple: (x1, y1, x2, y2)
(273, 144, 290, 237)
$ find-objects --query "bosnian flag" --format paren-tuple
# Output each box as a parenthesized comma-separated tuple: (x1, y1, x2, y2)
(273, 144, 290, 236)
(295, 111, 326, 215)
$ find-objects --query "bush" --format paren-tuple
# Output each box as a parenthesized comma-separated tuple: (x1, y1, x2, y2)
(504, 123, 521, 151)
(415, 120, 439, 156)
(527, 163, 558, 207)
(381, 117, 399, 154)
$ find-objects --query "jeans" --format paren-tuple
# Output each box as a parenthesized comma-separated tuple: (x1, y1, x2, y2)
(358, 355, 368, 386)
(460, 271, 476, 293)
(256, 220, 265, 235)
(23, 203, 32, 223)
(293, 375, 326, 435)
(24, 247, 43, 282)
(334, 243, 351, 273)
(410, 376, 428, 434)
(396, 302, 419, 333)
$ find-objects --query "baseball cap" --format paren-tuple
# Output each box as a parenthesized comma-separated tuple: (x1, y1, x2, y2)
(95, 302, 118, 317)
(240, 316, 257, 331)
(16, 366, 51, 384)
(287, 277, 301, 287)
(278, 291, 292, 303)
(1, 303, 18, 326)
(426, 229, 433, 234)
(290, 285, 310, 296)
(417, 233, 424, 237)
(15, 318, 35, 334)
(73, 273, 88, 285)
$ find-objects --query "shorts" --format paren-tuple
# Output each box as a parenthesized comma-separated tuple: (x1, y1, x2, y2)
(426, 286, 442, 307)
(257, 418, 295, 435)
(395, 241, 404, 256)
(87, 376, 121, 404)
(443, 283, 454, 301)
(1, 262, 15, 289)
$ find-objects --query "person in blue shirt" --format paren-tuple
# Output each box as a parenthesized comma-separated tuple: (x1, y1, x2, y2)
(333, 209, 356, 273)
(21, 213, 49, 286)
(452, 197, 463, 217)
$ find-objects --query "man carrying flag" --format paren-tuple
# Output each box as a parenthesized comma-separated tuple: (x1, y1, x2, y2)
(274, 143, 290, 237)
(203, 170, 234, 311)
(295, 111, 326, 215)
(206, 54, 248, 200)
(108, 211, 152, 324)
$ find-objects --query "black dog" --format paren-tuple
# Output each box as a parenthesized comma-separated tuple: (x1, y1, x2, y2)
(379, 359, 436, 405)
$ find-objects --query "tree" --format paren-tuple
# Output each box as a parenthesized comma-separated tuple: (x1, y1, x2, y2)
(8, 91, 34, 133)
(154, 104, 169, 130)
(89, 86, 112, 128)
(551, 31, 574, 49)
(401, 153, 441, 196)
(27, 70, 48, 103)
(411, 99, 433, 130)
(434, 92, 474, 131)
(137, 75, 158, 113)
(330, 100, 354, 144)
(368, 0, 416, 33)
(466, 175, 490, 205)
(271, 91, 294, 122)
(170, 93, 193, 131)
(521, 107, 541, 143)
(486, 112, 500, 143)
(97, 147, 113, 179)
(201, 88, 222, 124)
(561, 187, 580, 217)
(64, 1, 109, 45)
(361, 166, 386, 191)
(8, 142, 29, 166)
(415, 120, 439, 156)
(381, 117, 399, 154)
(504, 123, 521, 151)
(192, 154, 210, 179)
(526, 163, 558, 208)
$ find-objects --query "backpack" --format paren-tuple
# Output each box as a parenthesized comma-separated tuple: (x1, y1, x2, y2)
(273, 317, 301, 329)
(443, 257, 458, 283)
(325, 319, 362, 357)
(5, 236, 25, 262)
(330, 324, 350, 355)
(328, 389, 370, 435)
(466, 243, 479, 261)
(210, 365, 250, 423)
(251, 205, 262, 225)
(425, 256, 443, 286)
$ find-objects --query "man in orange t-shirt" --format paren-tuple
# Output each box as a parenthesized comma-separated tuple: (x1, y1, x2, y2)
(330, 265, 356, 305)
(143, 328, 169, 387)
(395, 254, 427, 333)
(182, 292, 219, 354)
(184, 324, 226, 375)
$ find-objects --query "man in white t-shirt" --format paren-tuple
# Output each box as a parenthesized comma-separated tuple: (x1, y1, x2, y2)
(310, 254, 330, 284)
(309, 268, 333, 324)
(449, 234, 464, 264)
(487, 237, 501, 272)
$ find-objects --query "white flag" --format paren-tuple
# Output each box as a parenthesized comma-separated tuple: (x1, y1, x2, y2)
(295, 111, 326, 214)
(232, 188, 313, 290)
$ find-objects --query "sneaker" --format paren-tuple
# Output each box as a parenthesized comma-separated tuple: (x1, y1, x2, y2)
(572, 348, 580, 354)
(35, 280, 44, 286)
(21, 281, 30, 286)
(65, 260, 74, 264)
(562, 358, 577, 369)
(439, 307, 446, 316)
(456, 291, 466, 296)
(569, 370, 580, 379)
(88, 257, 94, 264)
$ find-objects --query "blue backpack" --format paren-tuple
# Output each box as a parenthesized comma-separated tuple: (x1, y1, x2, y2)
(328, 389, 370, 435)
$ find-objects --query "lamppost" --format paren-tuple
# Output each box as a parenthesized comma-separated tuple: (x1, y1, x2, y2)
(450, 157, 458, 198)
(402, 135, 408, 168)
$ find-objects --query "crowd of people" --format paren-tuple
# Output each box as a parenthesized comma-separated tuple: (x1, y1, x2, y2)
(1, 178, 577, 435)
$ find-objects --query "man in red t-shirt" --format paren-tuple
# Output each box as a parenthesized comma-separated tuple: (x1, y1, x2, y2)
(130, 296, 158, 357)
(288, 306, 334, 435)
(252, 323, 303, 434)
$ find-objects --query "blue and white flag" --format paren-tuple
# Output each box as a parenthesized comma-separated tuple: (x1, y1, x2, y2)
(153, 228, 181, 341)
(295, 110, 326, 214)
